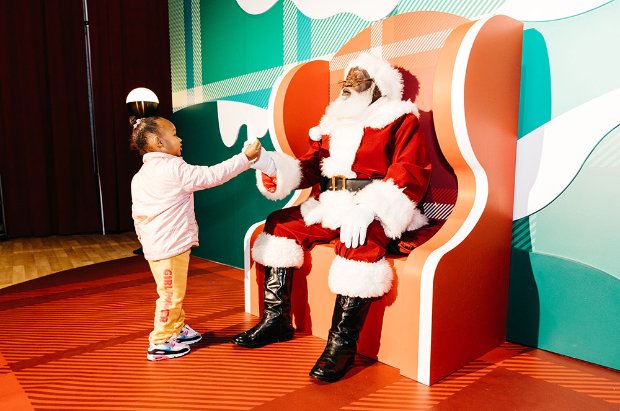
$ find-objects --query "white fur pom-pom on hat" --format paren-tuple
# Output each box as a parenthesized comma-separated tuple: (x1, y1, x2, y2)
(309, 126, 323, 141)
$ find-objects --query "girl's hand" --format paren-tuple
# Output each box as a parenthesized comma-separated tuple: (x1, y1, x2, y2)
(244, 140, 262, 162)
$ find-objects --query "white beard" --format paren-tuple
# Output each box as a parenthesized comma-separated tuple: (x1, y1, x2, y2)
(323, 85, 375, 123)
(319, 85, 376, 179)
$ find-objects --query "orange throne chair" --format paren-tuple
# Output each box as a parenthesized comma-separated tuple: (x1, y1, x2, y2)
(244, 12, 523, 385)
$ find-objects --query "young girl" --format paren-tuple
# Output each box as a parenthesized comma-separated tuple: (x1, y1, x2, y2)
(130, 116, 273, 360)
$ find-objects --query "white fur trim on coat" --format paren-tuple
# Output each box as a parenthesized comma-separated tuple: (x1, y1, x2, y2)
(328, 255, 393, 298)
(320, 124, 364, 178)
(299, 197, 322, 225)
(363, 99, 419, 130)
(251, 232, 304, 268)
(300, 189, 356, 229)
(256, 151, 302, 201)
(318, 99, 418, 138)
(406, 208, 429, 232)
(355, 179, 427, 239)
(317, 99, 418, 179)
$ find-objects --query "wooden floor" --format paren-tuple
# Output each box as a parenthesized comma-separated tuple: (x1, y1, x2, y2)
(0, 235, 618, 410)
(0, 233, 140, 289)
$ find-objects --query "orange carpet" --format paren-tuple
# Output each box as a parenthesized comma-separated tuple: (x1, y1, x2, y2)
(0, 256, 618, 410)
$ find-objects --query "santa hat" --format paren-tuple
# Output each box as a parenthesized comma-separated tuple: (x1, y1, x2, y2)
(345, 53, 403, 101)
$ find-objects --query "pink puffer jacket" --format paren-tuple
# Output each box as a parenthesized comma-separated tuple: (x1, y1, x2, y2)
(131, 152, 250, 261)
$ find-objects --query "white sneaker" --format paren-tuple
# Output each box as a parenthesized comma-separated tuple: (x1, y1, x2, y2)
(176, 324, 202, 345)
(147, 336, 190, 361)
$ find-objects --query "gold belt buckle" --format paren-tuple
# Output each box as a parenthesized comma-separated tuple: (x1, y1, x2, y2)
(330, 175, 347, 191)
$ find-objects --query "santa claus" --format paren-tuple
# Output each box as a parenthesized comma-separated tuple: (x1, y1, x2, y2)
(232, 53, 431, 382)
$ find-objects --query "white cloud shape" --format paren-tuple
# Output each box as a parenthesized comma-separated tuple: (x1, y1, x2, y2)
(216, 101, 269, 147)
(236, 0, 398, 21)
(495, 0, 612, 21)
(235, 0, 278, 15)
(513, 88, 620, 220)
(292, 0, 398, 21)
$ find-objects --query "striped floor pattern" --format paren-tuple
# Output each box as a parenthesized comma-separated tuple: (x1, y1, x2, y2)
(1, 256, 618, 410)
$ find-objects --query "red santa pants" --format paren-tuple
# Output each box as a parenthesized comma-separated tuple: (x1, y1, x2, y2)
(264, 205, 391, 263)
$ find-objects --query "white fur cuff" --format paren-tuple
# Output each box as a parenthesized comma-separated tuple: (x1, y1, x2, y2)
(251, 232, 304, 268)
(316, 189, 355, 230)
(328, 256, 393, 298)
(355, 179, 425, 239)
(256, 151, 302, 201)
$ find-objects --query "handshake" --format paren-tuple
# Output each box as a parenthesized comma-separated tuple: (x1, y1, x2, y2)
(243, 139, 277, 177)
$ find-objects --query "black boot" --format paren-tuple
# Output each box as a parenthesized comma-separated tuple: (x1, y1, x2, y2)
(309, 295, 372, 382)
(231, 266, 295, 348)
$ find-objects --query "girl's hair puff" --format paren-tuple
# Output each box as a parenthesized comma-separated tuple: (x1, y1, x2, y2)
(129, 116, 161, 155)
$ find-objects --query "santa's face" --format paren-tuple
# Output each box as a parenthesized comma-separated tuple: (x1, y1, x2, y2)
(325, 67, 378, 121)
(340, 67, 373, 99)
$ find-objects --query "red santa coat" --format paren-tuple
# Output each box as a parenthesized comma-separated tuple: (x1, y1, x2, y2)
(258, 97, 431, 240)
(251, 97, 431, 298)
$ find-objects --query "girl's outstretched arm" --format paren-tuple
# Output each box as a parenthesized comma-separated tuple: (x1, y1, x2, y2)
(176, 141, 261, 192)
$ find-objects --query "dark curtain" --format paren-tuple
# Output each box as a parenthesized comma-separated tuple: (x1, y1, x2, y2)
(0, 0, 171, 237)
(88, 0, 172, 232)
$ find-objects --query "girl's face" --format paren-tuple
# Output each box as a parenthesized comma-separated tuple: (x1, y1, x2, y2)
(147, 118, 182, 156)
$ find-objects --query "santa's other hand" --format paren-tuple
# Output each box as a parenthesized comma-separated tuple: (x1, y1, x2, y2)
(339, 204, 374, 248)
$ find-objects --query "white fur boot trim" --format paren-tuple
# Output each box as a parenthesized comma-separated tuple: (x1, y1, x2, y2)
(251, 232, 304, 268)
(328, 256, 393, 298)
(256, 151, 302, 201)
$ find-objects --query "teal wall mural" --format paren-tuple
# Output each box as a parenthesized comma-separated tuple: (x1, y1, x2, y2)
(509, 0, 620, 370)
(167, 0, 619, 370)
(517, 29, 551, 138)
(170, 102, 284, 267)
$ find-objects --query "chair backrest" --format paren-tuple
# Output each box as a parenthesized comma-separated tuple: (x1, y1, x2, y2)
(267, 11, 523, 385)
(271, 12, 471, 251)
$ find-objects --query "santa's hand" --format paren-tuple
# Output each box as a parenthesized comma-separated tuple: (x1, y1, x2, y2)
(250, 148, 277, 176)
(261, 172, 278, 193)
(339, 204, 375, 248)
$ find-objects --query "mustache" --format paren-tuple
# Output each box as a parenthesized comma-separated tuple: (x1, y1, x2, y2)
(339, 84, 374, 100)
(326, 84, 376, 119)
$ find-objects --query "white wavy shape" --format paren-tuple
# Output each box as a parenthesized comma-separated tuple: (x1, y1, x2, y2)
(237, 0, 398, 21)
(216, 100, 269, 147)
(235, 0, 278, 15)
(293, 0, 398, 21)
(513, 88, 620, 220)
(494, 0, 612, 21)
(417, 18, 491, 386)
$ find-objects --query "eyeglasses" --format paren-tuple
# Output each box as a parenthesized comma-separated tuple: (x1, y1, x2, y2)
(337, 78, 374, 88)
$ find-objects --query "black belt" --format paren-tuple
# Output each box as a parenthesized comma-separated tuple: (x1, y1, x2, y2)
(321, 176, 378, 192)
